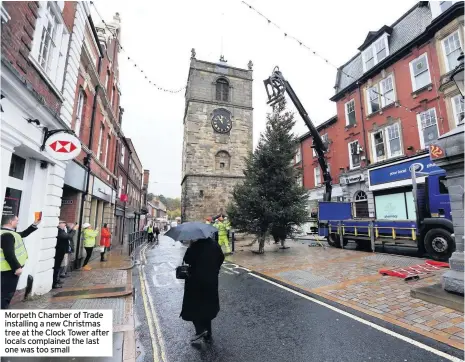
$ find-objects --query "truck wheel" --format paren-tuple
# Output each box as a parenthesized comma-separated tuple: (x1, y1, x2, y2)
(327, 233, 340, 248)
(424, 229, 455, 261)
(327, 234, 348, 248)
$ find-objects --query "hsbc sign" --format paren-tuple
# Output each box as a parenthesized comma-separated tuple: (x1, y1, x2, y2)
(44, 132, 82, 161)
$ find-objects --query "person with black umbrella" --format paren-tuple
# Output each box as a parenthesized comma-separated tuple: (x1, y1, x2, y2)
(165, 222, 225, 343)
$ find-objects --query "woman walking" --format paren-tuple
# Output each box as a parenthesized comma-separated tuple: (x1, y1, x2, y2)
(81, 223, 98, 271)
(181, 237, 224, 343)
(100, 224, 111, 262)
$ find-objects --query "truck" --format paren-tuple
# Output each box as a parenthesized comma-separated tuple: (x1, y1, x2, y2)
(263, 67, 454, 261)
(317, 167, 455, 261)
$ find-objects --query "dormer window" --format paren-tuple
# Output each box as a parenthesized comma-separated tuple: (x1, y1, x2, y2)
(362, 35, 390, 72)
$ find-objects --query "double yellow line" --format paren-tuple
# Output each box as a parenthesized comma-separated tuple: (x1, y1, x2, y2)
(138, 244, 168, 362)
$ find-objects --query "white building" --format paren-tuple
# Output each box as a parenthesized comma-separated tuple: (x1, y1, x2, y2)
(1, 2, 89, 295)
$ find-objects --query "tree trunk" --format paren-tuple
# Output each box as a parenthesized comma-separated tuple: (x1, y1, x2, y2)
(280, 238, 285, 248)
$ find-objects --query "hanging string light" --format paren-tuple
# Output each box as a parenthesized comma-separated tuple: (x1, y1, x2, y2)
(90, 1, 186, 94)
(241, 1, 417, 114)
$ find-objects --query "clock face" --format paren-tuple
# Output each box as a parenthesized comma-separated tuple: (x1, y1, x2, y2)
(212, 109, 232, 134)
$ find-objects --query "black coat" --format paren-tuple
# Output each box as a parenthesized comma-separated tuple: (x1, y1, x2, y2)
(180, 238, 225, 322)
(56, 227, 76, 253)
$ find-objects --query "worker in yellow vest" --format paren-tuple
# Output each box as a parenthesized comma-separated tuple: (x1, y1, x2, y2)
(81, 223, 99, 271)
(147, 224, 154, 243)
(1, 214, 41, 309)
(217, 217, 231, 254)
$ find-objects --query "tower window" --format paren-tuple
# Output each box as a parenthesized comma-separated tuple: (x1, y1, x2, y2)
(199, 190, 204, 197)
(215, 151, 231, 170)
(216, 78, 229, 102)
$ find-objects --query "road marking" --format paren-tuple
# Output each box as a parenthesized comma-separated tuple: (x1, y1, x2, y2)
(137, 244, 160, 362)
(250, 273, 463, 362)
(142, 244, 168, 362)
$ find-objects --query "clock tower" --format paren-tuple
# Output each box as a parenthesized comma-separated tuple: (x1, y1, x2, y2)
(181, 52, 253, 222)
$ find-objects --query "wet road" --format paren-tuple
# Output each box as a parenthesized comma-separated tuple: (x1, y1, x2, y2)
(133, 236, 463, 362)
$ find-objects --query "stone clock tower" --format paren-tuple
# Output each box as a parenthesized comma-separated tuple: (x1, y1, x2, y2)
(181, 52, 253, 222)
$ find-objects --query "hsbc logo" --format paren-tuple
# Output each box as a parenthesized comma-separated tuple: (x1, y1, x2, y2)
(44, 132, 82, 161)
(49, 140, 78, 153)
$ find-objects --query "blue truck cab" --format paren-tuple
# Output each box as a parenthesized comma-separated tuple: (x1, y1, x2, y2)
(318, 169, 455, 261)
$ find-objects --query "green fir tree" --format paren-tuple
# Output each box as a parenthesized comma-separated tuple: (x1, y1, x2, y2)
(228, 100, 309, 253)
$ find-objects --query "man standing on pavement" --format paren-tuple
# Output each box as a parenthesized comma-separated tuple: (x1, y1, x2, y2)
(217, 217, 231, 255)
(147, 223, 154, 243)
(1, 214, 41, 309)
(154, 225, 160, 243)
(53, 221, 78, 289)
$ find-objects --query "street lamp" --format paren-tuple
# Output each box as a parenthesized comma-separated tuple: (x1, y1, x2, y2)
(450, 52, 464, 97)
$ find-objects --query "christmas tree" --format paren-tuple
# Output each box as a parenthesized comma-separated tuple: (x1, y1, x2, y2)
(228, 100, 309, 253)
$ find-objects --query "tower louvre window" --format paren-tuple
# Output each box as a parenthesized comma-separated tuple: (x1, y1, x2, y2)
(216, 78, 229, 102)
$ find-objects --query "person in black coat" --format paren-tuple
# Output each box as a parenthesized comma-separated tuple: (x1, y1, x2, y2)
(181, 237, 224, 343)
(53, 221, 77, 289)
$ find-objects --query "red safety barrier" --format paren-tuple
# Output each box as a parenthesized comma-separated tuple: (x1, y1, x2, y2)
(379, 260, 449, 280)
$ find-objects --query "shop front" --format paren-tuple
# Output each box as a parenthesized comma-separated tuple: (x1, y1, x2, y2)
(340, 170, 374, 219)
(1, 80, 81, 295)
(368, 154, 443, 220)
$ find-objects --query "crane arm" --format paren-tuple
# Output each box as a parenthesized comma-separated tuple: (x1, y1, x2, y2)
(263, 67, 332, 201)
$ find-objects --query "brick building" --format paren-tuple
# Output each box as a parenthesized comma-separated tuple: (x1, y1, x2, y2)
(114, 136, 130, 244)
(1, 1, 87, 295)
(59, 12, 123, 266)
(125, 138, 144, 233)
(299, 1, 463, 222)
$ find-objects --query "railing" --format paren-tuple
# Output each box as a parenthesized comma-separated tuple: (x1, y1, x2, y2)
(128, 231, 147, 256)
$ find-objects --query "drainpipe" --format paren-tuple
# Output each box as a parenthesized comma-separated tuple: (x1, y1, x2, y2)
(74, 16, 104, 269)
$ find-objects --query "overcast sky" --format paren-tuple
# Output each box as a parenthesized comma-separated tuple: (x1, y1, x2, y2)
(92, 0, 417, 198)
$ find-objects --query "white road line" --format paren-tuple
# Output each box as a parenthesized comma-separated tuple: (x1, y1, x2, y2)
(249, 273, 463, 362)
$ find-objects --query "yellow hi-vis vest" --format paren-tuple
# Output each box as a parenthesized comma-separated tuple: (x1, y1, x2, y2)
(148, 226, 153, 233)
(82, 229, 98, 248)
(0, 230, 28, 271)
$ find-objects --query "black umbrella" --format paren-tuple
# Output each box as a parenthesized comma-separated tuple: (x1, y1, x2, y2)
(164, 221, 218, 241)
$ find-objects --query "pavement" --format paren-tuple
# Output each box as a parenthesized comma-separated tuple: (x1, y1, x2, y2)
(4, 244, 136, 362)
(229, 237, 465, 351)
(132, 235, 464, 362)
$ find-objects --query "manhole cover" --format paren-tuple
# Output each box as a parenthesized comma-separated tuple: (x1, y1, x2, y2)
(363, 254, 422, 267)
(53, 286, 126, 298)
(72, 298, 125, 325)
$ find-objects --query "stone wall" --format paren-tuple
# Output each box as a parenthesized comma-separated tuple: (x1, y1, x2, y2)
(182, 175, 245, 222)
(183, 102, 252, 177)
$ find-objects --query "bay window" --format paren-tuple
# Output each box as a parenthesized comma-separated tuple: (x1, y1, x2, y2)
(452, 94, 464, 126)
(371, 123, 402, 163)
(409, 53, 431, 91)
(74, 89, 85, 136)
(97, 125, 104, 160)
(442, 31, 462, 72)
(367, 86, 380, 114)
(348, 140, 361, 169)
(380, 75, 394, 107)
(295, 147, 302, 164)
(417, 108, 440, 149)
(345, 99, 356, 125)
(314, 167, 321, 186)
(30, 2, 69, 92)
(366, 75, 395, 114)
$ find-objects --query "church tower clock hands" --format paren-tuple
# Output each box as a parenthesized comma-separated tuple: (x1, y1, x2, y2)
(181, 52, 253, 222)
